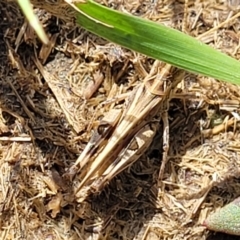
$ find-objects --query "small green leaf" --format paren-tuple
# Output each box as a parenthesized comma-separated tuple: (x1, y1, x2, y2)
(203, 197, 240, 236)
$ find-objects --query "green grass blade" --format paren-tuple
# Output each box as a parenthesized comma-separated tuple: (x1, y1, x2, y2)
(17, 0, 48, 44)
(71, 0, 240, 85)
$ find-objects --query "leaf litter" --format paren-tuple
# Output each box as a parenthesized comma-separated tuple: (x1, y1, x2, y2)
(1, 0, 240, 239)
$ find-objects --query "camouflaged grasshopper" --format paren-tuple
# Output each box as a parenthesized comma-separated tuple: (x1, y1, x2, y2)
(70, 61, 185, 202)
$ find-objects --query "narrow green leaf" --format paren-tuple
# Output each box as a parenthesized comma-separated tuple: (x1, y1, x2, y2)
(17, 0, 48, 44)
(71, 0, 240, 85)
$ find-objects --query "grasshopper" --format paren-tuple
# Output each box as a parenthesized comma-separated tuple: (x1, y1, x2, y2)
(70, 61, 185, 202)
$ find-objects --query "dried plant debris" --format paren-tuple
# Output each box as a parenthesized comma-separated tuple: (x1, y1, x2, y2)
(1, 0, 240, 239)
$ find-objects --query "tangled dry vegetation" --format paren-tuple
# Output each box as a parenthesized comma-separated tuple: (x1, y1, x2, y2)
(1, 0, 240, 239)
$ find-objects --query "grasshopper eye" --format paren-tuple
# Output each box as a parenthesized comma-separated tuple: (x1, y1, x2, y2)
(97, 123, 111, 136)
